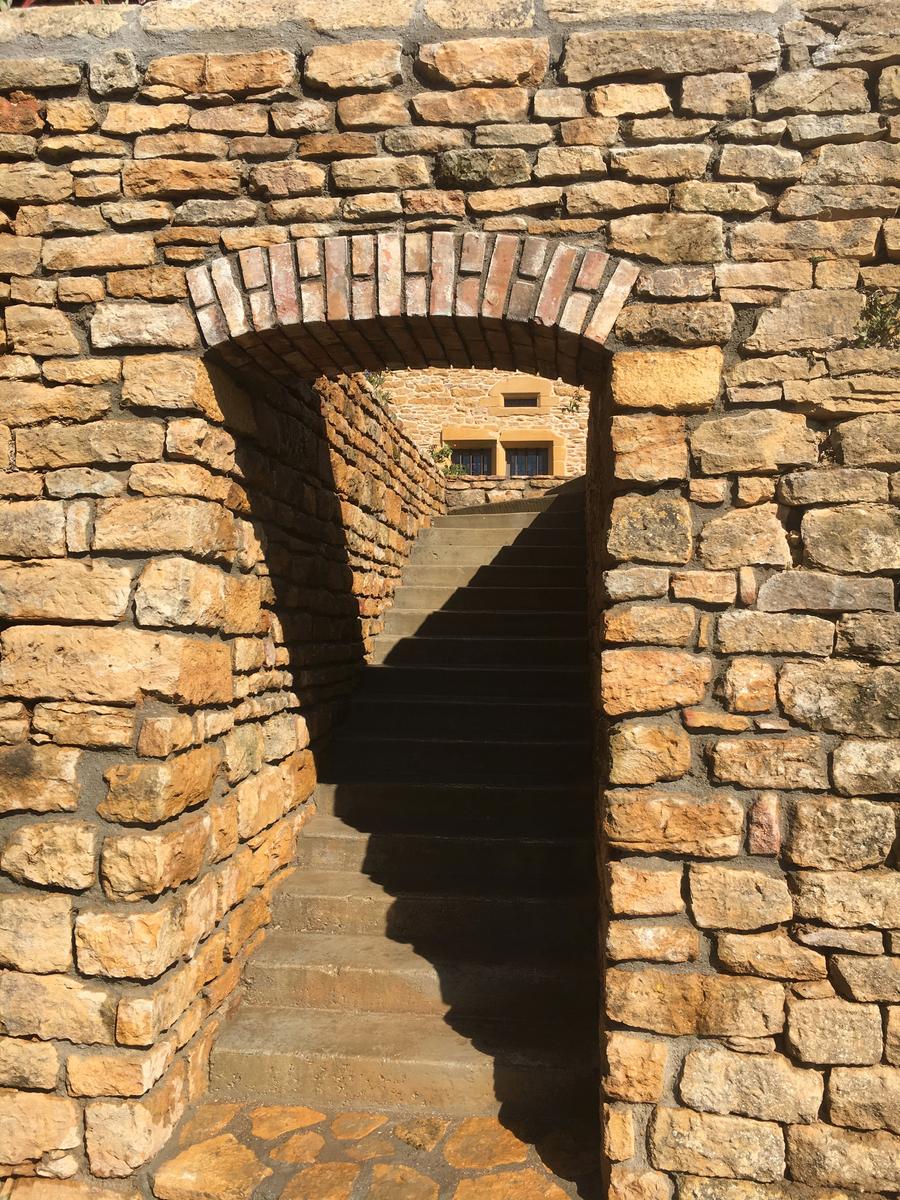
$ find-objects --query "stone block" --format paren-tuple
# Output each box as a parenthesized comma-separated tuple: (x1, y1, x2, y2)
(101, 744, 220, 826)
(757, 570, 893, 614)
(0, 969, 116, 1044)
(0, 625, 233, 706)
(611, 347, 722, 413)
(711, 735, 828, 790)
(16, 419, 165, 470)
(607, 493, 692, 564)
(717, 930, 827, 981)
(829, 1065, 900, 1134)
(699, 507, 790, 569)
(101, 812, 210, 901)
(679, 1046, 823, 1124)
(605, 789, 743, 858)
(412, 88, 529, 125)
(1, 820, 97, 890)
(616, 302, 734, 347)
(786, 1123, 900, 1191)
(609, 213, 723, 263)
(779, 660, 900, 737)
(611, 413, 688, 482)
(0, 1035, 59, 1091)
(723, 658, 776, 713)
(793, 869, 900, 928)
(832, 955, 900, 1002)
(691, 410, 818, 475)
(836, 413, 900, 468)
(418, 38, 548, 88)
(562, 29, 779, 83)
(305, 40, 401, 93)
(836, 612, 900, 663)
(0, 743, 80, 816)
(649, 1106, 784, 1182)
(0, 893, 73, 973)
(717, 613, 833, 657)
(787, 795, 895, 870)
(689, 864, 792, 931)
(0, 1089, 81, 1165)
(608, 920, 699, 964)
(803, 505, 900, 573)
(602, 649, 710, 716)
(609, 720, 691, 784)
(6, 304, 79, 357)
(608, 861, 684, 916)
(32, 702, 135, 750)
(85, 1060, 187, 1177)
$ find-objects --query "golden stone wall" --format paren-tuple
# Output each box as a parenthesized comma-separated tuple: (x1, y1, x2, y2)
(0, 0, 898, 1194)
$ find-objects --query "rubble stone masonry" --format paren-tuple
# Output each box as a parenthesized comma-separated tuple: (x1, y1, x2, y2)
(0, 0, 898, 1195)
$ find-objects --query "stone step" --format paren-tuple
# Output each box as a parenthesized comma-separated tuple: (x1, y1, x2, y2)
(432, 510, 584, 530)
(356, 664, 589, 703)
(210, 1007, 596, 1116)
(410, 542, 586, 567)
(294, 814, 594, 886)
(371, 633, 587, 667)
(381, 608, 587, 638)
(390, 584, 587, 612)
(245, 931, 596, 1019)
(399, 563, 586, 589)
(314, 782, 593, 836)
(321, 733, 591, 785)
(273, 870, 594, 951)
(413, 526, 585, 550)
(337, 695, 591, 742)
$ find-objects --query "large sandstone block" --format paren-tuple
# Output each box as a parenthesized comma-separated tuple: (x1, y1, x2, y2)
(605, 789, 743, 857)
(756, 68, 870, 117)
(135, 557, 261, 634)
(0, 381, 111, 426)
(6, 305, 79, 357)
(1, 819, 97, 890)
(787, 795, 895, 870)
(0, 626, 233, 705)
(802, 505, 900, 573)
(0, 893, 73, 973)
(679, 1046, 823, 1124)
(101, 744, 220, 826)
(33, 702, 135, 750)
(607, 493, 692, 564)
(779, 660, 900, 737)
(616, 301, 734, 346)
(562, 29, 779, 83)
(717, 929, 827, 982)
(602, 649, 711, 715)
(829, 1066, 900, 1134)
(0, 969, 116, 1044)
(649, 1106, 784, 1182)
(0, 1035, 59, 1091)
(805, 141, 900, 185)
(787, 999, 882, 1069)
(609, 720, 690, 784)
(757, 570, 893, 613)
(836, 413, 900, 468)
(717, 612, 834, 657)
(711, 735, 828, 790)
(0, 743, 80, 815)
(746, 290, 866, 352)
(834, 737, 900, 795)
(787, 1123, 900, 1191)
(0, 501, 67, 558)
(689, 864, 792, 931)
(608, 214, 723, 263)
(0, 1089, 81, 1165)
(123, 160, 241, 199)
(699, 507, 790, 569)
(608, 861, 684, 916)
(0, 560, 132, 623)
(91, 302, 199, 350)
(305, 40, 401, 92)
(93, 498, 235, 556)
(732, 219, 880, 262)
(793, 869, 900, 928)
(832, 955, 900, 1003)
(690, 410, 818, 475)
(837, 612, 900, 663)
(146, 50, 296, 95)
(16, 419, 165, 470)
(0, 163, 73, 205)
(85, 1059, 188, 1177)
(418, 38, 548, 88)
(611, 347, 722, 412)
(605, 1031, 667, 1103)
(102, 811, 210, 901)
(412, 87, 529, 125)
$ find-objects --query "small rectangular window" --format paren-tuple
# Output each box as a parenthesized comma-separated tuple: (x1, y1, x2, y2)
(451, 447, 493, 475)
(502, 394, 539, 408)
(507, 447, 550, 477)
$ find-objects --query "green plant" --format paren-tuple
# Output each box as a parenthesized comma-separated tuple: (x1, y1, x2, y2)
(561, 396, 583, 414)
(429, 443, 464, 476)
(363, 369, 389, 405)
(856, 290, 900, 349)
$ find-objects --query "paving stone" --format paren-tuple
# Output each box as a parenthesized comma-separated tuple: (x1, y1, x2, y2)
(152, 1133, 271, 1200)
(443, 1117, 530, 1169)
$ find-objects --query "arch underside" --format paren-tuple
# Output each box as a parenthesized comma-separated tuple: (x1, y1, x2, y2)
(187, 231, 639, 387)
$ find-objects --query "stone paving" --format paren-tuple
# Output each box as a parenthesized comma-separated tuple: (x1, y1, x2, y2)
(149, 1102, 602, 1200)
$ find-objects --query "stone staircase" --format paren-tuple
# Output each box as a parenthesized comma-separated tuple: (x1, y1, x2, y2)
(210, 490, 598, 1124)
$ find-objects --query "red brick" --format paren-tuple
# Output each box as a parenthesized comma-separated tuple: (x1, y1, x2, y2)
(377, 232, 402, 318)
(460, 231, 488, 274)
(300, 280, 325, 323)
(576, 248, 610, 291)
(430, 230, 456, 318)
(269, 242, 300, 326)
(585, 258, 641, 344)
(185, 265, 215, 309)
(239, 247, 267, 290)
(535, 243, 579, 326)
(295, 238, 321, 279)
(482, 233, 519, 320)
(352, 277, 376, 320)
(210, 258, 249, 338)
(351, 234, 375, 277)
(324, 236, 350, 322)
(518, 235, 549, 278)
(404, 232, 429, 275)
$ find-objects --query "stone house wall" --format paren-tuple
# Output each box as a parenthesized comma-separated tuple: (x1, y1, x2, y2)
(0, 0, 898, 1196)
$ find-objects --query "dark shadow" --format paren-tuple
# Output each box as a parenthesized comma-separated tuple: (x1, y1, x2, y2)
(318, 480, 602, 1199)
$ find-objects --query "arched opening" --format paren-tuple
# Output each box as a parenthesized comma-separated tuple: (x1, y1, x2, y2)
(168, 230, 638, 1195)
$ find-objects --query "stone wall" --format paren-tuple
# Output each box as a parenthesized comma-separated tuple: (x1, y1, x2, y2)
(0, 328, 443, 1182)
(0, 0, 899, 1194)
(382, 367, 589, 473)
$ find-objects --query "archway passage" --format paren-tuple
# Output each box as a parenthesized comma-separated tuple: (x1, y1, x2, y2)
(173, 232, 631, 1197)
(187, 230, 639, 385)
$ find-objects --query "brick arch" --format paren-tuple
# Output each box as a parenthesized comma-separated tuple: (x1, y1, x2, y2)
(185, 231, 640, 386)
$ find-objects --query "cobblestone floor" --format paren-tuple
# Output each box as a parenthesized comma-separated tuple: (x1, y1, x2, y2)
(149, 1102, 603, 1199)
